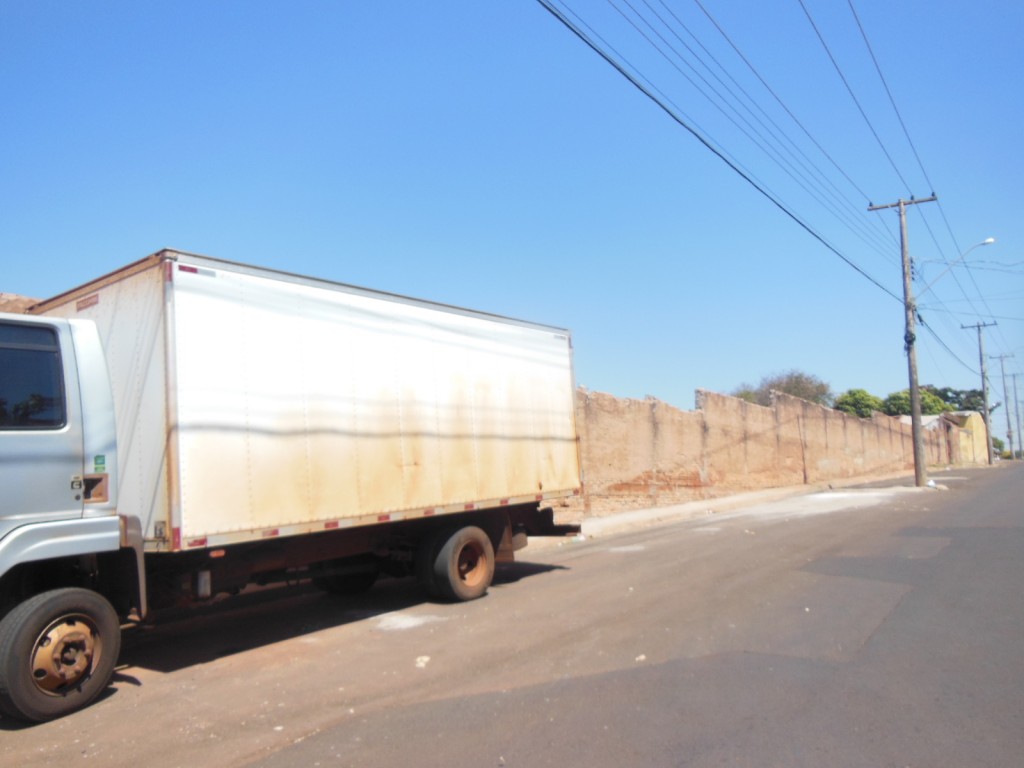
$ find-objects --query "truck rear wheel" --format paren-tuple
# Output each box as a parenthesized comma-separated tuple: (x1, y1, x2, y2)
(0, 588, 121, 723)
(421, 526, 495, 602)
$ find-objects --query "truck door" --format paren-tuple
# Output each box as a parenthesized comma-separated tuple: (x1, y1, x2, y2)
(0, 319, 85, 533)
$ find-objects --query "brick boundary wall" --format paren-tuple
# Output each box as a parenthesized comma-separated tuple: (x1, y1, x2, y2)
(568, 387, 976, 518)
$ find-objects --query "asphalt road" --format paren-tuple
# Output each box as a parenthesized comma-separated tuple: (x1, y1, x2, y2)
(2, 465, 1021, 767)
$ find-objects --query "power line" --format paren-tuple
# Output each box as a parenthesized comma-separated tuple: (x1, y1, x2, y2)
(535, 0, 902, 303)
(689, 0, 883, 211)
(918, 318, 979, 374)
(971, 260, 1024, 268)
(641, 0, 899, 259)
(846, 0, 1014, 359)
(607, 0, 898, 261)
(538, 0, 1010, 378)
(919, 308, 1024, 324)
(559, 0, 807, 210)
(798, 0, 913, 193)
(846, 0, 933, 193)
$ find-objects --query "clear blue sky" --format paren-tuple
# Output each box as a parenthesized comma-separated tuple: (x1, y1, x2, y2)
(2, 2, 1022, 418)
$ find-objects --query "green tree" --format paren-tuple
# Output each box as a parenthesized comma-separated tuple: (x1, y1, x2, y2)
(922, 385, 987, 412)
(731, 385, 760, 405)
(833, 388, 884, 418)
(900, 384, 1003, 417)
(731, 370, 832, 408)
(881, 389, 953, 416)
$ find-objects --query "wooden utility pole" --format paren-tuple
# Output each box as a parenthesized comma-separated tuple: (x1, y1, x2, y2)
(963, 321, 997, 464)
(1014, 373, 1022, 460)
(991, 354, 1015, 460)
(869, 195, 937, 487)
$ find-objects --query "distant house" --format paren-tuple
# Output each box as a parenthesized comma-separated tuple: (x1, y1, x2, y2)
(899, 411, 989, 465)
(0, 293, 38, 313)
(946, 411, 990, 464)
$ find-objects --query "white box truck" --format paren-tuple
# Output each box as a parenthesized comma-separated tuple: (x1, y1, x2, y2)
(0, 249, 581, 722)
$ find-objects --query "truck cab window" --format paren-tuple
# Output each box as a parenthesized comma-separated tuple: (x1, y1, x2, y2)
(0, 323, 66, 429)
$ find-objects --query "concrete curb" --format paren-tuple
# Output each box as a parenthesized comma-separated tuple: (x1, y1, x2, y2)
(556, 469, 934, 542)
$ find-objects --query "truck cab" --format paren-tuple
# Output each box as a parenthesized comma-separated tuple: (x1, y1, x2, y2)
(1, 317, 95, 521)
(0, 313, 128, 723)
(0, 313, 121, 551)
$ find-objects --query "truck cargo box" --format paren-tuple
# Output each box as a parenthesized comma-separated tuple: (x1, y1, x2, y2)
(34, 250, 582, 552)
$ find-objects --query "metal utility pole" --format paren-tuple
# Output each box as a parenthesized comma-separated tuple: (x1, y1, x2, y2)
(869, 195, 937, 487)
(963, 321, 997, 464)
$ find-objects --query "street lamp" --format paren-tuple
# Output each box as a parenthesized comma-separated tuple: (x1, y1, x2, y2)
(919, 236, 1000, 466)
(918, 237, 995, 298)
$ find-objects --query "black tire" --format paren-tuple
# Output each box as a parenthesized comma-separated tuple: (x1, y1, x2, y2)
(415, 528, 447, 599)
(429, 526, 495, 602)
(0, 588, 121, 723)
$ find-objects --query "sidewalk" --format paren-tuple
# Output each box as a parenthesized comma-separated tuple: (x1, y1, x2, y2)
(568, 469, 938, 540)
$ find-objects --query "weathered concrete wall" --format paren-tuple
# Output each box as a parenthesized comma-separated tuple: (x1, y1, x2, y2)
(575, 390, 705, 513)
(573, 387, 977, 517)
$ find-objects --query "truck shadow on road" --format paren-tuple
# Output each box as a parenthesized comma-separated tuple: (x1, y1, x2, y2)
(112, 560, 567, 678)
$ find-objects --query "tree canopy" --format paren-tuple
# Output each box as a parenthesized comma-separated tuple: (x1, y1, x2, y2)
(833, 389, 884, 419)
(922, 386, 995, 414)
(732, 370, 832, 408)
(880, 389, 953, 416)
(731, 375, 997, 419)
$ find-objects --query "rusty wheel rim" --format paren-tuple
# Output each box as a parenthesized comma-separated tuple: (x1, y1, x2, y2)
(29, 613, 103, 696)
(457, 540, 487, 588)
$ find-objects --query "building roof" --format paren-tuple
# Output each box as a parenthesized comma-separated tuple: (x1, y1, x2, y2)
(0, 293, 38, 313)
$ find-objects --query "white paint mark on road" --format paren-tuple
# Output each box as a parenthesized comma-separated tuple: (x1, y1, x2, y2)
(376, 613, 447, 632)
(806, 491, 892, 500)
(609, 545, 646, 553)
(712, 487, 929, 525)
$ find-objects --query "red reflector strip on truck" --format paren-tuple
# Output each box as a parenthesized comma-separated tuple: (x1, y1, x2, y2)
(76, 295, 99, 312)
(178, 264, 217, 277)
(166, 488, 581, 549)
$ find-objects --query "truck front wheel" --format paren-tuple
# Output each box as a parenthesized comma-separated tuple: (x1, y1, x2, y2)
(0, 588, 121, 723)
(420, 526, 495, 602)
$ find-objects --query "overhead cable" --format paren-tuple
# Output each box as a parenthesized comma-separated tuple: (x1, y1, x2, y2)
(689, 0, 882, 212)
(535, 0, 902, 303)
(622, 0, 899, 261)
(797, 0, 913, 194)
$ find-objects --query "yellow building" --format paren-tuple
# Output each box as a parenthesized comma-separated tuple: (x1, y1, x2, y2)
(947, 411, 989, 464)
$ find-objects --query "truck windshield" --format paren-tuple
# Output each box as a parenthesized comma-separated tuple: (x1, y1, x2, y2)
(0, 323, 66, 429)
